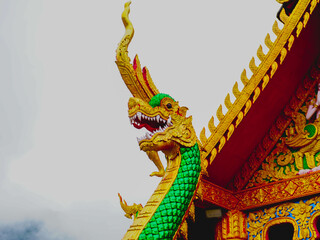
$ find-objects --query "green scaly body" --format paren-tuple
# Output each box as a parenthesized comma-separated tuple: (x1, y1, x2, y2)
(139, 143, 201, 240)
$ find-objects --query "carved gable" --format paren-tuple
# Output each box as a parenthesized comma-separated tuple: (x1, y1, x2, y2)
(247, 82, 320, 188)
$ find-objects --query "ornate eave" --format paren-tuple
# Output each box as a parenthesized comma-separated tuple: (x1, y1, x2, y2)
(230, 58, 320, 191)
(198, 0, 320, 190)
(200, 170, 320, 211)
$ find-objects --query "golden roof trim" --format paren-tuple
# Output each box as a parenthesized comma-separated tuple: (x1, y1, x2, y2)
(200, 0, 318, 163)
(201, 169, 320, 211)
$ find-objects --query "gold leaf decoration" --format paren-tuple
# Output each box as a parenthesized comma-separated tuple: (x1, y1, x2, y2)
(236, 111, 244, 127)
(217, 104, 225, 122)
(288, 35, 294, 51)
(249, 57, 258, 73)
(232, 82, 241, 99)
(280, 48, 287, 64)
(208, 116, 216, 134)
(244, 100, 252, 116)
(296, 21, 303, 37)
(262, 75, 270, 90)
(227, 124, 235, 140)
(247, 196, 320, 240)
(265, 33, 274, 50)
(279, 8, 289, 24)
(200, 127, 208, 145)
(224, 93, 232, 110)
(143, 67, 159, 98)
(253, 87, 261, 103)
(303, 12, 310, 27)
(201, 159, 209, 177)
(257, 45, 266, 62)
(270, 62, 278, 78)
(272, 20, 281, 36)
(210, 148, 217, 164)
(241, 69, 249, 85)
(116, 2, 159, 103)
(218, 136, 226, 152)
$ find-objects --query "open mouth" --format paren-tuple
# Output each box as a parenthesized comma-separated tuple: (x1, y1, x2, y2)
(130, 112, 173, 143)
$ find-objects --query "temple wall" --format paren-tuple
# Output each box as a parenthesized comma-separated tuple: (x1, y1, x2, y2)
(247, 195, 320, 240)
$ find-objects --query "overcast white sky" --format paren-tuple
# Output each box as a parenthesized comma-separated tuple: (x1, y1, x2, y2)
(0, 0, 281, 239)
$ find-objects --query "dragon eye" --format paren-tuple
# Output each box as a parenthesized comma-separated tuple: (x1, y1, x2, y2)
(166, 103, 172, 109)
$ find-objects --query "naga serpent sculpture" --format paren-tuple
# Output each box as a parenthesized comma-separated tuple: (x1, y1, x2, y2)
(116, 2, 203, 240)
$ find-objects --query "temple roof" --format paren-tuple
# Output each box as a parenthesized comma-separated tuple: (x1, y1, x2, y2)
(200, 0, 320, 191)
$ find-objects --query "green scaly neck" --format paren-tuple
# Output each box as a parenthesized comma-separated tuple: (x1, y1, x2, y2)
(138, 143, 201, 240)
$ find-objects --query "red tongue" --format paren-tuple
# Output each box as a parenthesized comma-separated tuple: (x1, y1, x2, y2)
(133, 122, 157, 132)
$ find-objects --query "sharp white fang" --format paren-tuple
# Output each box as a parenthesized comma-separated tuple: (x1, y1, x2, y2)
(156, 115, 160, 122)
(137, 112, 142, 121)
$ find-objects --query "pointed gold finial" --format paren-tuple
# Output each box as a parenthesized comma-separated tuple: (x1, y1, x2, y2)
(200, 128, 208, 145)
(227, 124, 235, 140)
(116, 1, 133, 63)
(280, 48, 287, 64)
(303, 12, 310, 27)
(224, 93, 232, 110)
(217, 105, 225, 122)
(279, 8, 289, 24)
(210, 148, 217, 164)
(115, 1, 159, 102)
(272, 20, 281, 36)
(249, 57, 258, 73)
(265, 33, 274, 50)
(288, 35, 294, 51)
(218, 136, 226, 152)
(232, 82, 241, 99)
(257, 45, 266, 62)
(208, 116, 216, 133)
(241, 69, 249, 85)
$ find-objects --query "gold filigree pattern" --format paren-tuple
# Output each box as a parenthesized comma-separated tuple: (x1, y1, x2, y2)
(218, 210, 247, 240)
(247, 195, 320, 240)
(232, 57, 320, 191)
(201, 171, 320, 211)
(246, 84, 320, 188)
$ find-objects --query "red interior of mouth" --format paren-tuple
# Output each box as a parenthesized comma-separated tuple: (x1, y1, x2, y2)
(133, 122, 157, 132)
(132, 117, 167, 132)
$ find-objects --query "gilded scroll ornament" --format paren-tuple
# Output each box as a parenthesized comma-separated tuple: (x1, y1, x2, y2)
(247, 195, 320, 240)
(118, 193, 143, 220)
(218, 210, 247, 240)
(247, 83, 320, 188)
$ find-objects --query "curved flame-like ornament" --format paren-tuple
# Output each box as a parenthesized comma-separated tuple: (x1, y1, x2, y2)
(116, 1, 159, 102)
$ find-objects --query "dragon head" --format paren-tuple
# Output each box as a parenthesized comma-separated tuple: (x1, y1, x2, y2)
(128, 93, 197, 153)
